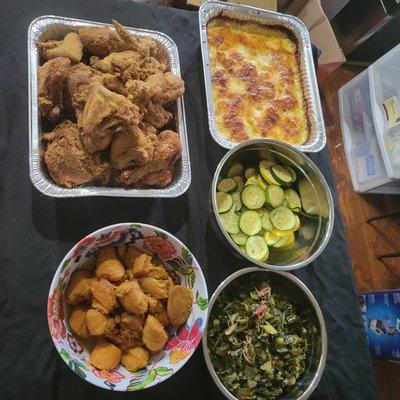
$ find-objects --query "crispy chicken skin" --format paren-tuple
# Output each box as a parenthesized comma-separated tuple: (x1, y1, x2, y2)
(121, 347, 149, 372)
(80, 83, 141, 153)
(86, 308, 115, 336)
(65, 269, 92, 305)
(108, 312, 145, 350)
(146, 72, 185, 104)
(43, 121, 111, 188)
(38, 57, 71, 121)
(69, 305, 90, 338)
(167, 285, 193, 326)
(142, 314, 168, 352)
(110, 125, 155, 170)
(90, 278, 117, 314)
(95, 246, 126, 282)
(143, 101, 172, 128)
(78, 20, 157, 58)
(116, 280, 148, 315)
(116, 130, 181, 188)
(39, 32, 83, 64)
(90, 340, 122, 370)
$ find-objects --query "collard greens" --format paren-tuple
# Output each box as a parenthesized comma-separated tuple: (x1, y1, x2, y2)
(207, 274, 318, 400)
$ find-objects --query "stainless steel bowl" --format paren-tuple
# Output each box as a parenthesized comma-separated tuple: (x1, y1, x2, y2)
(211, 139, 334, 270)
(202, 267, 327, 400)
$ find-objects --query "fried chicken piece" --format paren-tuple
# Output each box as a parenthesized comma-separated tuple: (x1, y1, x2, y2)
(132, 254, 152, 278)
(116, 280, 148, 315)
(146, 72, 185, 104)
(167, 286, 193, 326)
(116, 130, 181, 188)
(140, 121, 157, 137)
(108, 312, 144, 350)
(110, 125, 155, 170)
(38, 57, 71, 121)
(65, 269, 92, 305)
(69, 305, 90, 338)
(149, 299, 169, 327)
(143, 101, 172, 128)
(125, 79, 151, 104)
(139, 57, 166, 80)
(90, 278, 117, 314)
(86, 308, 115, 336)
(121, 245, 144, 268)
(142, 314, 168, 352)
(135, 168, 175, 188)
(66, 63, 127, 115)
(91, 51, 143, 82)
(80, 83, 141, 153)
(39, 32, 83, 63)
(90, 340, 122, 370)
(43, 121, 111, 188)
(95, 246, 125, 282)
(121, 347, 149, 372)
(78, 20, 157, 58)
(139, 277, 173, 300)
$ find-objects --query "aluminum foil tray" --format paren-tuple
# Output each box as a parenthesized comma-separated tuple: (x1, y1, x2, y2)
(199, 1, 326, 153)
(28, 15, 191, 197)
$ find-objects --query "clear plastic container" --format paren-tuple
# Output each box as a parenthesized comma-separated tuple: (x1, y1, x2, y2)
(369, 42, 400, 179)
(338, 69, 400, 193)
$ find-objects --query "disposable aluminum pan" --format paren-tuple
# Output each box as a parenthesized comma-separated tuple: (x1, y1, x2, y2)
(199, 1, 326, 153)
(28, 16, 190, 197)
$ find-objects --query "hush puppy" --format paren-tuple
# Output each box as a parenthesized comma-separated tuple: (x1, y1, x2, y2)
(86, 308, 115, 336)
(95, 246, 125, 282)
(90, 278, 117, 314)
(116, 280, 148, 315)
(142, 314, 168, 352)
(90, 340, 122, 370)
(167, 285, 193, 326)
(121, 347, 149, 372)
(69, 305, 90, 338)
(65, 269, 92, 305)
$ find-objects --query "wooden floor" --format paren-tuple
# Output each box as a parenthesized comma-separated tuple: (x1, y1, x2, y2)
(319, 64, 400, 400)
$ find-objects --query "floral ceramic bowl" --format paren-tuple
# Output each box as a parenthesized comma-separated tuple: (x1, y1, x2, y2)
(48, 223, 208, 391)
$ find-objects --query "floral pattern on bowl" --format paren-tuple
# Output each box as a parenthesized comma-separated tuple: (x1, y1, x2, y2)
(48, 223, 208, 391)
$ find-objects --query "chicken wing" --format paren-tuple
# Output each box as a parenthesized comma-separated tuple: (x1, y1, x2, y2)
(110, 125, 155, 170)
(116, 130, 181, 188)
(80, 83, 141, 153)
(143, 102, 172, 129)
(38, 57, 71, 121)
(39, 32, 83, 63)
(146, 72, 185, 104)
(43, 121, 111, 188)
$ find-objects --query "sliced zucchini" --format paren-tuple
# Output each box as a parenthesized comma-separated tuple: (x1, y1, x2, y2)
(227, 163, 244, 178)
(230, 231, 248, 246)
(245, 176, 258, 186)
(241, 185, 266, 210)
(285, 165, 297, 182)
(284, 188, 302, 212)
(271, 228, 292, 237)
(231, 192, 242, 212)
(217, 178, 237, 193)
(261, 211, 273, 231)
(259, 160, 275, 171)
(280, 232, 296, 250)
(298, 178, 329, 218)
(216, 192, 233, 213)
(245, 235, 269, 261)
(272, 235, 292, 249)
(271, 165, 292, 185)
(264, 231, 280, 246)
(270, 206, 296, 231)
(245, 167, 257, 179)
(265, 185, 285, 208)
(261, 168, 280, 186)
(256, 175, 268, 190)
(293, 214, 301, 231)
(219, 212, 240, 234)
(233, 176, 245, 192)
(256, 207, 267, 218)
(239, 210, 262, 236)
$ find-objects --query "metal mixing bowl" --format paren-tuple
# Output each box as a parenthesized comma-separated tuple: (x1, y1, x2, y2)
(202, 267, 327, 400)
(211, 139, 334, 270)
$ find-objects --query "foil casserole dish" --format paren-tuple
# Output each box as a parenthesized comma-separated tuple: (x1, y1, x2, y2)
(199, 1, 326, 153)
(28, 15, 191, 198)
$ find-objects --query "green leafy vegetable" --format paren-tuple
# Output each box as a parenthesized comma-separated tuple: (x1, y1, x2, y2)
(207, 274, 317, 400)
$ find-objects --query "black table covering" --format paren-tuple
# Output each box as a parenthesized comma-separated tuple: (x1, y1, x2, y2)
(0, 1, 377, 399)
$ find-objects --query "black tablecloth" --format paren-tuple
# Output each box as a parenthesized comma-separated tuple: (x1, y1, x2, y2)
(0, 1, 377, 399)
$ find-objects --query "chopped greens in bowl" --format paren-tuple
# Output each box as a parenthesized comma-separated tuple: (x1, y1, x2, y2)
(203, 268, 326, 400)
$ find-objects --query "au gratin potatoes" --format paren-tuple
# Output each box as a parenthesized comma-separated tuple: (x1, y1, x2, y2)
(207, 17, 309, 145)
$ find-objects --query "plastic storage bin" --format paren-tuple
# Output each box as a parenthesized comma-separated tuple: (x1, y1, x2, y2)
(339, 43, 400, 194)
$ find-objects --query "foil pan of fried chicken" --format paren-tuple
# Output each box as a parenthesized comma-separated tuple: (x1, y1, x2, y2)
(28, 16, 190, 197)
